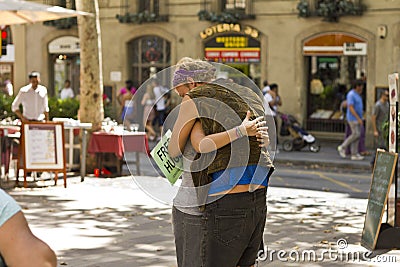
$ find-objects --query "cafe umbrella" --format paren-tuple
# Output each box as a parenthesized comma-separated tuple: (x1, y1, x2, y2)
(0, 0, 91, 25)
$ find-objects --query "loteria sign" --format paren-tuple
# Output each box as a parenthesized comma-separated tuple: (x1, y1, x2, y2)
(201, 25, 261, 63)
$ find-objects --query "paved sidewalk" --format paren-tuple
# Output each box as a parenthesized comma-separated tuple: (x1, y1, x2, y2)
(274, 140, 374, 171)
(5, 175, 400, 267)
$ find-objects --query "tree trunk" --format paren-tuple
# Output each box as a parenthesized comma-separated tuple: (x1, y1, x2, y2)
(75, 0, 103, 176)
(75, 0, 103, 130)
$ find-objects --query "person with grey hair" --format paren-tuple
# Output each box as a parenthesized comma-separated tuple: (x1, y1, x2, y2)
(168, 58, 273, 267)
(11, 71, 49, 122)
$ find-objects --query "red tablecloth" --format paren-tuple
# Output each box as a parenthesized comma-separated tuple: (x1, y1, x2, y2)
(88, 131, 149, 159)
(0, 126, 20, 137)
(0, 126, 20, 176)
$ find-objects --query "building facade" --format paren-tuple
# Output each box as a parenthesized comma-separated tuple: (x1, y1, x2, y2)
(1, 0, 400, 144)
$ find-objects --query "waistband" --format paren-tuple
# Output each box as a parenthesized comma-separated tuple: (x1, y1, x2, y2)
(206, 187, 267, 210)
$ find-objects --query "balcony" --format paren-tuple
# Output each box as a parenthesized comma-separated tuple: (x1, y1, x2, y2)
(43, 17, 77, 29)
(116, 11, 168, 24)
(198, 10, 255, 24)
(297, 0, 365, 22)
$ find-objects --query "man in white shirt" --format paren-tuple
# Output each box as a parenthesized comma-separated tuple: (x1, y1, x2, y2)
(11, 71, 49, 122)
(263, 83, 282, 117)
(264, 83, 282, 151)
(60, 79, 74, 100)
(262, 80, 270, 95)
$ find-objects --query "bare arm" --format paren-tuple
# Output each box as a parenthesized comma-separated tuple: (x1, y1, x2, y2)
(168, 95, 198, 157)
(13, 110, 27, 122)
(44, 112, 49, 121)
(371, 113, 378, 137)
(0, 212, 57, 267)
(141, 93, 149, 106)
(190, 111, 267, 153)
(349, 104, 363, 124)
(276, 95, 282, 106)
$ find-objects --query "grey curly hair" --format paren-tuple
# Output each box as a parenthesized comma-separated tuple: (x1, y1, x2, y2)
(172, 58, 216, 88)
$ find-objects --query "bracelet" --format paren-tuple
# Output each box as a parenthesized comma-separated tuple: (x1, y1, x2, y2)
(235, 126, 244, 139)
(238, 125, 247, 137)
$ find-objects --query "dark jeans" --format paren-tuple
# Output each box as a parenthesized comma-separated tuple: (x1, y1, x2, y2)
(203, 187, 267, 267)
(172, 206, 204, 267)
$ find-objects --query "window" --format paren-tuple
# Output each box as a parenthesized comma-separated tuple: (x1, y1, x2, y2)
(224, 0, 246, 11)
(44, 0, 75, 9)
(128, 35, 170, 85)
(117, 0, 168, 23)
(138, 0, 160, 15)
(316, 0, 360, 7)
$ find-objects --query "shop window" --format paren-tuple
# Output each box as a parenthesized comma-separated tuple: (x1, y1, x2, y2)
(306, 55, 367, 133)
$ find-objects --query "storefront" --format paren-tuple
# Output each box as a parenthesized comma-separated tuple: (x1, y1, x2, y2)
(201, 23, 262, 86)
(0, 26, 14, 96)
(48, 36, 80, 97)
(303, 32, 367, 133)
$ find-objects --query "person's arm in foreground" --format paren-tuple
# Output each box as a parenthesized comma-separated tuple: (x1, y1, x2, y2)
(191, 111, 268, 153)
(168, 95, 198, 157)
(0, 212, 57, 267)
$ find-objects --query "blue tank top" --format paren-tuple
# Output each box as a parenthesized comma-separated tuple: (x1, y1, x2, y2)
(209, 165, 271, 195)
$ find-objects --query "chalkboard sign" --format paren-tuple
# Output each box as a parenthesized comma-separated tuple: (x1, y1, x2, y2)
(361, 149, 398, 250)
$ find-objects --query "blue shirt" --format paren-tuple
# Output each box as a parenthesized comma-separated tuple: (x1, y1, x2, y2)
(346, 89, 363, 122)
(209, 165, 271, 195)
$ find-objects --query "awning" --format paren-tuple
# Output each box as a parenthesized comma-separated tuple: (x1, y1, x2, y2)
(303, 32, 367, 56)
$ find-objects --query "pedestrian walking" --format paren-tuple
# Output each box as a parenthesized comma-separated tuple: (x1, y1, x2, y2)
(152, 78, 169, 137)
(337, 79, 365, 160)
(370, 89, 389, 165)
(141, 83, 157, 141)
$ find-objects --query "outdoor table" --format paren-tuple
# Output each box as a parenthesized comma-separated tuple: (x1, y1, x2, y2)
(62, 122, 92, 182)
(88, 131, 149, 175)
(0, 125, 20, 181)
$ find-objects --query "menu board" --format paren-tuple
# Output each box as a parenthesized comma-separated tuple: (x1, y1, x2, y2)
(23, 122, 65, 170)
(361, 150, 398, 250)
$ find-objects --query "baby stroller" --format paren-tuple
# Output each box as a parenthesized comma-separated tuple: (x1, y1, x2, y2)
(279, 113, 320, 153)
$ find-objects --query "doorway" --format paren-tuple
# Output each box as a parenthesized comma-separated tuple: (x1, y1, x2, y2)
(50, 54, 80, 97)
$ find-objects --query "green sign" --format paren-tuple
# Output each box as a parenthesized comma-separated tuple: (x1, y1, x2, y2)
(150, 129, 183, 185)
(361, 150, 398, 250)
